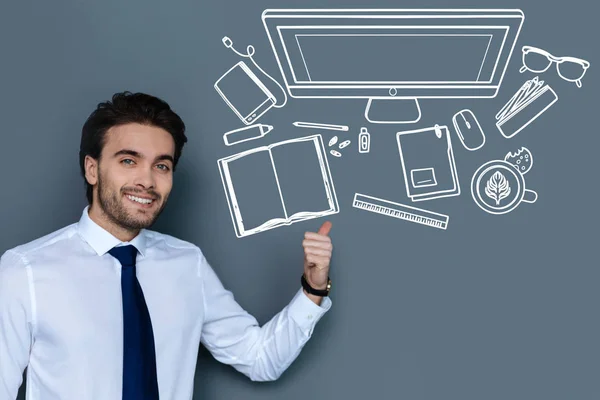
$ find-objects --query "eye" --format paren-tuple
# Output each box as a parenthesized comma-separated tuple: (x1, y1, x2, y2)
(156, 164, 171, 171)
(121, 159, 135, 165)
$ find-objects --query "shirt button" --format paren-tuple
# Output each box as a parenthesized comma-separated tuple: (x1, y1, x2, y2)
(307, 314, 313, 319)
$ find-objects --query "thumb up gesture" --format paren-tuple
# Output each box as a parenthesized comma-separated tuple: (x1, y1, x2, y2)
(302, 221, 333, 291)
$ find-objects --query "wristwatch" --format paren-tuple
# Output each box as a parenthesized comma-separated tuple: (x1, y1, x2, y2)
(301, 273, 331, 297)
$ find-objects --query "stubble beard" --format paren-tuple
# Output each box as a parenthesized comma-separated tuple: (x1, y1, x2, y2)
(96, 169, 168, 231)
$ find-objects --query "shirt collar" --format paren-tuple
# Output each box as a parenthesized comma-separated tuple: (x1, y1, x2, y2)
(77, 205, 148, 258)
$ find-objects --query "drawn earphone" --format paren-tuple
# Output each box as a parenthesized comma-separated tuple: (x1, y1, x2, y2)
(221, 36, 288, 108)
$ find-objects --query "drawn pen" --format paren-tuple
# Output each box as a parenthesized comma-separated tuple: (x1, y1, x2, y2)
(293, 121, 349, 131)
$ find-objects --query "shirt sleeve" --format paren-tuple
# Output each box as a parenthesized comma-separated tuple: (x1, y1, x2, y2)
(0, 250, 34, 399)
(197, 250, 332, 382)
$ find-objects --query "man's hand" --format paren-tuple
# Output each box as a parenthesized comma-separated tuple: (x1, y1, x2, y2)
(302, 221, 333, 304)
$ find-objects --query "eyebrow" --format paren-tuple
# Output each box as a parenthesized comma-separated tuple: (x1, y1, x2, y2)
(113, 149, 174, 164)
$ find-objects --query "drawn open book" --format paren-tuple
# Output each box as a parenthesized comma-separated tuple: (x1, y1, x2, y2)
(218, 134, 339, 238)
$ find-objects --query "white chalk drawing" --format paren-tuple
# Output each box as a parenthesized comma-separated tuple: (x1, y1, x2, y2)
(471, 159, 537, 215)
(358, 127, 370, 153)
(452, 109, 486, 151)
(214, 61, 277, 125)
(504, 147, 533, 174)
(411, 167, 438, 188)
(218, 134, 339, 238)
(215, 37, 288, 124)
(338, 140, 351, 149)
(519, 45, 591, 88)
(363, 97, 422, 125)
(293, 121, 349, 131)
(396, 124, 460, 202)
(353, 193, 449, 230)
(262, 9, 524, 123)
(326, 136, 350, 158)
(495, 76, 558, 139)
(223, 124, 273, 146)
(485, 171, 511, 205)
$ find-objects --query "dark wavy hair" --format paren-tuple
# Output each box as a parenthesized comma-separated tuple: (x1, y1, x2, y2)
(79, 91, 188, 204)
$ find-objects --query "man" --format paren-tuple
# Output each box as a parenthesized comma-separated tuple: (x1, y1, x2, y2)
(0, 92, 333, 400)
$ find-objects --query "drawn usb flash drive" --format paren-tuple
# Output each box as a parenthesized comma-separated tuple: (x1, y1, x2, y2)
(358, 127, 370, 153)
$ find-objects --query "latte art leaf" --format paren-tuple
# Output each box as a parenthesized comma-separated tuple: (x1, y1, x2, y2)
(485, 171, 511, 205)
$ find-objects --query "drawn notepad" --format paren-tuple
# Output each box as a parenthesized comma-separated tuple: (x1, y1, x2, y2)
(218, 134, 339, 238)
(396, 124, 460, 202)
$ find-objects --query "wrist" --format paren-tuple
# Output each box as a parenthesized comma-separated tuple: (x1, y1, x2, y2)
(307, 279, 327, 290)
(301, 273, 331, 297)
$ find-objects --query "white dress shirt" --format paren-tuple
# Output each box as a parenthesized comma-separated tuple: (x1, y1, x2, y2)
(0, 206, 331, 400)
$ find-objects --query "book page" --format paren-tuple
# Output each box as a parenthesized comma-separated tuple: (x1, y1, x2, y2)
(270, 135, 336, 217)
(219, 148, 286, 235)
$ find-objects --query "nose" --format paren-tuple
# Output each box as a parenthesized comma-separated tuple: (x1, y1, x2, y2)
(133, 165, 156, 190)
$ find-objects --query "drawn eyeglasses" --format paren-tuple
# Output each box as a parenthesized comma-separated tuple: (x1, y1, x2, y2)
(519, 46, 590, 88)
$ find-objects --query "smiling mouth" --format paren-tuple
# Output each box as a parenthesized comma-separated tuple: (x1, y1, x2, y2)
(124, 194, 156, 207)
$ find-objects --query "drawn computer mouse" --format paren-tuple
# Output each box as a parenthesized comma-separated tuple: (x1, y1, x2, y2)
(452, 109, 486, 151)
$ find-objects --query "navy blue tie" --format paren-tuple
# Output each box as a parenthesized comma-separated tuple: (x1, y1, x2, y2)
(108, 245, 160, 400)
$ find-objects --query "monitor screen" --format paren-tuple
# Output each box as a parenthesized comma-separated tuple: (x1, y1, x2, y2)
(283, 30, 506, 84)
(263, 9, 524, 98)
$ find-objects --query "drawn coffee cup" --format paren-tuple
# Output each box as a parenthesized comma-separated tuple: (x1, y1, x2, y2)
(471, 159, 538, 215)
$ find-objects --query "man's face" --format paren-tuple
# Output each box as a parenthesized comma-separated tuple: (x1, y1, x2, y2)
(92, 123, 175, 231)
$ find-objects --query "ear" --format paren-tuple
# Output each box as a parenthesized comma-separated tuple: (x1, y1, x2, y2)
(84, 155, 98, 186)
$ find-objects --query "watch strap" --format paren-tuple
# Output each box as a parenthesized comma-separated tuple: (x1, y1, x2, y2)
(301, 273, 331, 297)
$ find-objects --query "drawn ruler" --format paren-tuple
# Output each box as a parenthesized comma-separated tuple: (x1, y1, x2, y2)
(353, 193, 449, 230)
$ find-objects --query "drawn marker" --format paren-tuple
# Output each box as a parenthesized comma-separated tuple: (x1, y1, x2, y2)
(223, 124, 273, 146)
(293, 121, 349, 131)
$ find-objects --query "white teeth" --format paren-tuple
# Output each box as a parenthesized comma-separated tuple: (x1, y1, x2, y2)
(127, 195, 153, 204)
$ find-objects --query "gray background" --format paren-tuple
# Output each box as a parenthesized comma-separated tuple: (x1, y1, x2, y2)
(0, 0, 598, 399)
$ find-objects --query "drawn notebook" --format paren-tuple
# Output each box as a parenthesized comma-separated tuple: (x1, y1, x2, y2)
(396, 124, 460, 202)
(218, 134, 339, 238)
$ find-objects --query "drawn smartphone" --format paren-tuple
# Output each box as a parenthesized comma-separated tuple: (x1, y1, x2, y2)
(214, 61, 276, 125)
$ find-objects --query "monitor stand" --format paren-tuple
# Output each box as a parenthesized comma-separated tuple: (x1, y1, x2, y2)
(364, 98, 421, 124)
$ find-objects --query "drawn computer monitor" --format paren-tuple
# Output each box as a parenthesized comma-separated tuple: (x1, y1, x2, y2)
(262, 9, 524, 123)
